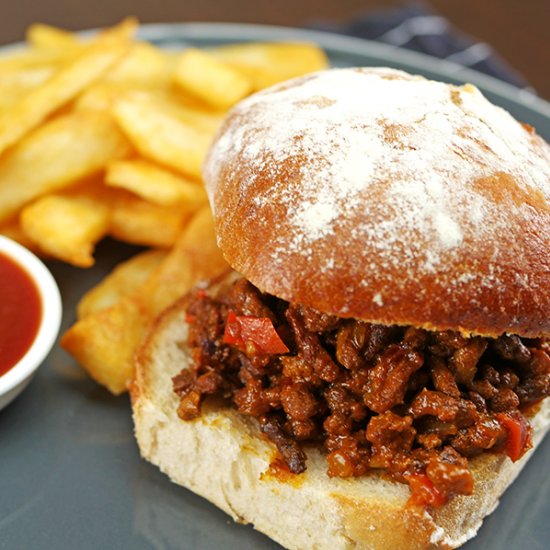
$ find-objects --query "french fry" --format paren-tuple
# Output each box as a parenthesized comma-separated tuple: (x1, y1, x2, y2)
(0, 18, 136, 155)
(61, 297, 149, 394)
(170, 100, 225, 136)
(74, 81, 137, 111)
(61, 206, 227, 394)
(105, 159, 208, 207)
(74, 44, 175, 111)
(112, 87, 225, 134)
(0, 66, 56, 111)
(109, 192, 191, 248)
(77, 248, 167, 319)
(105, 42, 173, 87)
(0, 110, 129, 223)
(209, 42, 329, 90)
(0, 47, 76, 72)
(0, 216, 40, 252)
(139, 206, 228, 317)
(173, 48, 252, 109)
(112, 91, 214, 179)
(26, 23, 80, 51)
(20, 192, 110, 267)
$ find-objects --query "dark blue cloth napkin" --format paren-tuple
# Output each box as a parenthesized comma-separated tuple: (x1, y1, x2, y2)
(312, 4, 528, 90)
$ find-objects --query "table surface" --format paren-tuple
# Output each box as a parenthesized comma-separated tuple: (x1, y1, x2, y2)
(0, 0, 549, 99)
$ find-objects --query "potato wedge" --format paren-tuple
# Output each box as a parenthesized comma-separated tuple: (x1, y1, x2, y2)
(105, 159, 208, 207)
(77, 248, 167, 319)
(0, 18, 136, 155)
(20, 193, 110, 267)
(173, 48, 252, 109)
(0, 110, 129, 223)
(112, 91, 214, 179)
(209, 42, 329, 90)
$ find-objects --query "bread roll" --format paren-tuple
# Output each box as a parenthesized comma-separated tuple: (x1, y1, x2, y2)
(204, 68, 550, 338)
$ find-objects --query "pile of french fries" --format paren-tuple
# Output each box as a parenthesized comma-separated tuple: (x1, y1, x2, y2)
(0, 19, 328, 393)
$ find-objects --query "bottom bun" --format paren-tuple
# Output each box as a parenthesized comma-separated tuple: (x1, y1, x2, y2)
(132, 298, 550, 550)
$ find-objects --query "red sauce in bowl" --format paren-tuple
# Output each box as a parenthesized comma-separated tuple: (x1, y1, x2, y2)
(0, 251, 42, 376)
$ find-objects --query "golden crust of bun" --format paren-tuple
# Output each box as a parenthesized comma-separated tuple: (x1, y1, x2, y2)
(203, 68, 550, 338)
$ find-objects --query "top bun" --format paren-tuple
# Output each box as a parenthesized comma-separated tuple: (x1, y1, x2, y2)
(203, 68, 550, 338)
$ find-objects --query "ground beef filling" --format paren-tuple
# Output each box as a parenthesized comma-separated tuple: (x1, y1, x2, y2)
(173, 278, 550, 507)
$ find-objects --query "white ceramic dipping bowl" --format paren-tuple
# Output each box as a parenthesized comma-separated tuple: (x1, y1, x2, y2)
(0, 236, 62, 411)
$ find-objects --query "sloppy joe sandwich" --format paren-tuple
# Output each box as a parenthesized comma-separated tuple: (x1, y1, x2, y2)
(132, 68, 550, 549)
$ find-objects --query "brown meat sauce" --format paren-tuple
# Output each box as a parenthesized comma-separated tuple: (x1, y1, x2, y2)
(173, 278, 550, 506)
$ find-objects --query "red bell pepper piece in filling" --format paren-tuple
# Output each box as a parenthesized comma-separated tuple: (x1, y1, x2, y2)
(497, 410, 533, 462)
(223, 310, 289, 355)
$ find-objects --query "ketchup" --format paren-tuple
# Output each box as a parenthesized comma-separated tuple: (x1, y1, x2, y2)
(0, 251, 42, 376)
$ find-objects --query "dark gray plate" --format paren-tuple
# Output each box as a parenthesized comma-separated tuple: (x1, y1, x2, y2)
(0, 23, 548, 550)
